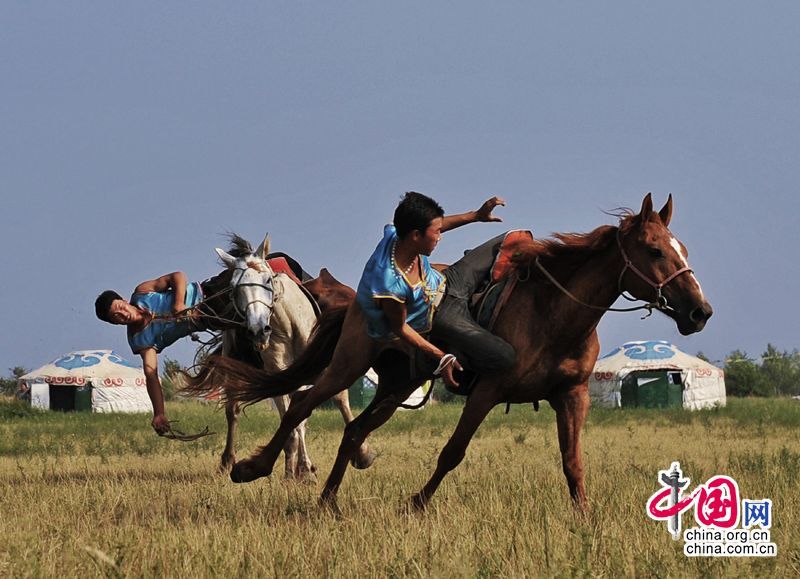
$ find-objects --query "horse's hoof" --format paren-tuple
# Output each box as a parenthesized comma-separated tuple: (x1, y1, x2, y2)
(351, 447, 377, 470)
(230, 459, 269, 483)
(410, 493, 428, 512)
(218, 456, 235, 475)
(298, 468, 318, 485)
(318, 493, 342, 517)
(283, 469, 318, 485)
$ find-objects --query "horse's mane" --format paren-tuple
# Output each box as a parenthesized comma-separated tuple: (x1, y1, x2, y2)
(225, 233, 255, 258)
(512, 209, 637, 269)
(199, 269, 234, 300)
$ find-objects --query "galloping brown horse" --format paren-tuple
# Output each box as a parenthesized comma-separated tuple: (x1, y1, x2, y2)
(207, 194, 712, 511)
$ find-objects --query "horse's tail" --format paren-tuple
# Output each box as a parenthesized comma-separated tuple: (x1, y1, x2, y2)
(206, 305, 348, 405)
(179, 344, 226, 398)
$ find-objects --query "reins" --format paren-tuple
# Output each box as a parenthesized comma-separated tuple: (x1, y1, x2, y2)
(182, 265, 276, 330)
(533, 228, 693, 319)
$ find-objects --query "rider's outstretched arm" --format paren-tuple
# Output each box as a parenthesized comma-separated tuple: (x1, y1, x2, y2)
(441, 196, 505, 233)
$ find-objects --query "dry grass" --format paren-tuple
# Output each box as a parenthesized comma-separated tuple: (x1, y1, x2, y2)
(1, 398, 798, 577)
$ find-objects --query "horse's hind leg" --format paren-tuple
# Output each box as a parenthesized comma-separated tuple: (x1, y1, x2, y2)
(272, 394, 304, 482)
(550, 383, 590, 510)
(292, 416, 317, 484)
(320, 373, 423, 510)
(330, 389, 377, 470)
(219, 400, 240, 473)
(411, 385, 500, 511)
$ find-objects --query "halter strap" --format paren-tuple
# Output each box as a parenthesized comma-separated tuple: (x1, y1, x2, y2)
(615, 230, 693, 291)
(532, 228, 694, 317)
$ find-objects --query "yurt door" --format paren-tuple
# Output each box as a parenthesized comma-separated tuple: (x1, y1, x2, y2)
(621, 372, 682, 408)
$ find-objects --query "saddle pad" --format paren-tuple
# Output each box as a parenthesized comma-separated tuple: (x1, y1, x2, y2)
(267, 256, 322, 317)
(267, 256, 303, 285)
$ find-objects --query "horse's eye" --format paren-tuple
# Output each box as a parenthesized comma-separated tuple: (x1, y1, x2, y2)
(648, 247, 664, 259)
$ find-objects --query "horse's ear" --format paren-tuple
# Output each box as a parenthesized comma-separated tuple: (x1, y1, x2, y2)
(658, 194, 673, 227)
(639, 193, 654, 222)
(258, 233, 270, 260)
(215, 248, 236, 268)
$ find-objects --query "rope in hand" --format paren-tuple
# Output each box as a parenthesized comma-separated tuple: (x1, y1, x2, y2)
(158, 421, 215, 442)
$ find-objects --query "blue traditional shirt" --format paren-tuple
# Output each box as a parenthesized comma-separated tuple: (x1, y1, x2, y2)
(127, 282, 204, 354)
(356, 224, 445, 339)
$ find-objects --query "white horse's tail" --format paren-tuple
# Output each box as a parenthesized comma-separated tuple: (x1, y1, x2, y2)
(198, 305, 348, 405)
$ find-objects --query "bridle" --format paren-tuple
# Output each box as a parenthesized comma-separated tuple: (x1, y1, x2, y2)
(228, 264, 275, 323)
(614, 229, 693, 313)
(189, 262, 276, 330)
(533, 228, 693, 318)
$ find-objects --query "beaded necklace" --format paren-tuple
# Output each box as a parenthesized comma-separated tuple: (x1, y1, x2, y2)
(391, 239, 416, 276)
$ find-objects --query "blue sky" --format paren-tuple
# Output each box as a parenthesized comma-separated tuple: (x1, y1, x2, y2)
(2, 2, 798, 372)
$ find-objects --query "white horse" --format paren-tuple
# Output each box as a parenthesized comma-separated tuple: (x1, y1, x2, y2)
(187, 234, 375, 480)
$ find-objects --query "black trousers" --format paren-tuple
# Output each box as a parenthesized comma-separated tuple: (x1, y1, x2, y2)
(431, 233, 516, 373)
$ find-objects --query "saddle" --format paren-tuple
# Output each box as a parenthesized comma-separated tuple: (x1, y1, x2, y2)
(438, 229, 533, 396)
(472, 230, 534, 331)
(266, 254, 354, 318)
(302, 268, 356, 313)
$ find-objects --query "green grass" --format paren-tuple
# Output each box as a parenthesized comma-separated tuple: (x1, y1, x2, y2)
(1, 397, 798, 577)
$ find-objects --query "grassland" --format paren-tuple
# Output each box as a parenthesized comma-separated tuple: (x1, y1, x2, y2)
(1, 397, 798, 577)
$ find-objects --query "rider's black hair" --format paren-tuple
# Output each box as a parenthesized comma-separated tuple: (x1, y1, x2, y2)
(393, 192, 444, 238)
(95, 290, 124, 323)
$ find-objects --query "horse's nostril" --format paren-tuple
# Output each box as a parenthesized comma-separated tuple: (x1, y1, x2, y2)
(690, 307, 710, 323)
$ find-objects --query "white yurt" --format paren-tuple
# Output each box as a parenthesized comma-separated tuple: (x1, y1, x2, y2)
(589, 341, 726, 410)
(19, 350, 151, 413)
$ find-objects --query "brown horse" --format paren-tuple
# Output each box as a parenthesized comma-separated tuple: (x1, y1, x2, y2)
(208, 194, 712, 511)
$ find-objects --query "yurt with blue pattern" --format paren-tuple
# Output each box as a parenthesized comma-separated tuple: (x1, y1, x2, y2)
(589, 341, 726, 410)
(19, 350, 151, 413)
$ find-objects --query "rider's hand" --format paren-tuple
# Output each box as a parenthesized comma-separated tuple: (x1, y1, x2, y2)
(174, 303, 198, 320)
(475, 196, 506, 222)
(441, 358, 464, 389)
(152, 414, 171, 436)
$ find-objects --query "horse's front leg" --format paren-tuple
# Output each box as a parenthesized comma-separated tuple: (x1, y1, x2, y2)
(550, 383, 590, 510)
(219, 400, 240, 473)
(330, 388, 377, 470)
(231, 329, 376, 484)
(320, 376, 421, 511)
(411, 385, 500, 511)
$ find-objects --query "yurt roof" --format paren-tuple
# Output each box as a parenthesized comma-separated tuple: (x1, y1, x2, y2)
(20, 350, 146, 388)
(594, 341, 720, 374)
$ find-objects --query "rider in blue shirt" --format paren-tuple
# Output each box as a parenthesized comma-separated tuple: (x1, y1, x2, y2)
(95, 272, 201, 435)
(356, 192, 515, 390)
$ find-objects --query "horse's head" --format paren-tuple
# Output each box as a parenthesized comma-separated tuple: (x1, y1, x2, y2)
(617, 194, 713, 335)
(215, 233, 275, 350)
